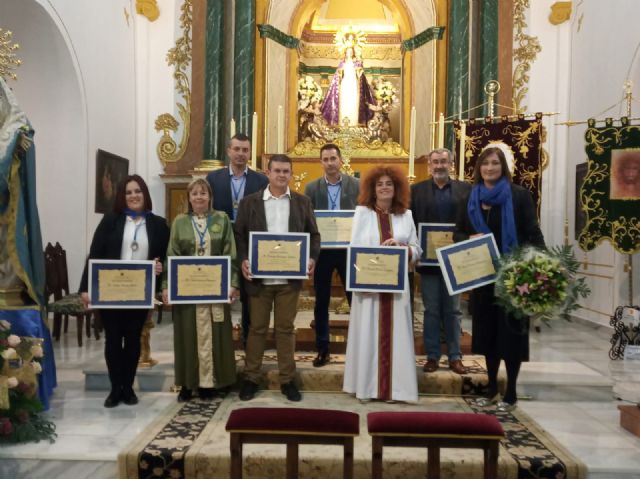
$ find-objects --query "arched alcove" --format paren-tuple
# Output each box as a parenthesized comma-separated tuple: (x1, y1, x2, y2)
(262, 0, 436, 157)
(0, 0, 88, 288)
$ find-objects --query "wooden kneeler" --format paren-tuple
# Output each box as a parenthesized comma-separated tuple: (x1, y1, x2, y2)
(226, 407, 359, 479)
(367, 411, 504, 479)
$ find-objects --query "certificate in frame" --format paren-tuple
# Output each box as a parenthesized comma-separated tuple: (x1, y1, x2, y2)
(89, 260, 155, 309)
(436, 233, 500, 295)
(315, 210, 355, 248)
(346, 245, 407, 293)
(418, 222, 456, 266)
(167, 256, 231, 304)
(249, 232, 310, 279)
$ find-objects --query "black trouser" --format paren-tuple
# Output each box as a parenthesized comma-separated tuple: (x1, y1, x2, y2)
(100, 309, 147, 394)
(240, 278, 251, 346)
(313, 249, 352, 353)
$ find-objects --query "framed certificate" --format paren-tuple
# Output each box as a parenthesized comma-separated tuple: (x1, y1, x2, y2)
(88, 260, 155, 309)
(418, 223, 456, 266)
(315, 210, 355, 248)
(167, 256, 231, 304)
(346, 245, 408, 293)
(436, 233, 500, 295)
(249, 232, 310, 279)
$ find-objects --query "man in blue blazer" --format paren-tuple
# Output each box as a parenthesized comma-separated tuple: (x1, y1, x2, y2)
(410, 148, 471, 375)
(206, 133, 268, 346)
(304, 143, 359, 367)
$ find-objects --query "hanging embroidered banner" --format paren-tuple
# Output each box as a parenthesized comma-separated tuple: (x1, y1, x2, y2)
(453, 113, 545, 219)
(578, 117, 640, 254)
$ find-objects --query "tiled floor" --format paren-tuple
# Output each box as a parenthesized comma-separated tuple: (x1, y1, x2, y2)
(1, 312, 640, 478)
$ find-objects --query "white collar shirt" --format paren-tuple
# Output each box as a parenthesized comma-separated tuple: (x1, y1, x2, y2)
(262, 186, 291, 285)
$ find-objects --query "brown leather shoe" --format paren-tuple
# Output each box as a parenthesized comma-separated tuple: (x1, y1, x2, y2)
(422, 359, 439, 373)
(449, 359, 467, 375)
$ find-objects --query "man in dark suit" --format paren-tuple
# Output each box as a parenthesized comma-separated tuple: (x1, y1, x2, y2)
(410, 148, 471, 375)
(206, 133, 268, 346)
(234, 154, 321, 402)
(304, 143, 359, 367)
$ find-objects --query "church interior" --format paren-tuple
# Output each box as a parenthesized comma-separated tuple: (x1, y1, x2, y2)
(1, 0, 640, 478)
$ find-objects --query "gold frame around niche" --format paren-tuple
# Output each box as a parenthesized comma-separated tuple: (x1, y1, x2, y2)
(157, 0, 535, 171)
(255, 0, 442, 157)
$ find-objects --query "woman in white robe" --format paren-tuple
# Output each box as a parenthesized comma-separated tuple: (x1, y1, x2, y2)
(343, 166, 421, 402)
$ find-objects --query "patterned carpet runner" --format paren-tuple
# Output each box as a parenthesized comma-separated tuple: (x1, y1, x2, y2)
(119, 393, 585, 479)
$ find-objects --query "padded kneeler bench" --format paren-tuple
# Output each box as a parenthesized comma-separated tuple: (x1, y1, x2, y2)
(367, 411, 504, 479)
(226, 407, 360, 479)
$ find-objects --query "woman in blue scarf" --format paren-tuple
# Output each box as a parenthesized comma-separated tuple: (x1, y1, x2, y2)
(454, 147, 545, 411)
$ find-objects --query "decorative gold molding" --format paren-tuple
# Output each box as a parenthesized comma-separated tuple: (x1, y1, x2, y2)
(549, 2, 572, 25)
(512, 0, 541, 113)
(0, 29, 20, 81)
(154, 0, 191, 167)
(300, 43, 402, 61)
(292, 172, 308, 192)
(291, 137, 408, 158)
(136, 0, 160, 22)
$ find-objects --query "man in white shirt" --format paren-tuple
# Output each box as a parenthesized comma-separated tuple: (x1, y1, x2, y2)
(234, 155, 321, 401)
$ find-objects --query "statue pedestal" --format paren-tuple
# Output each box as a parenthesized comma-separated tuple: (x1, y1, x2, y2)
(0, 288, 26, 307)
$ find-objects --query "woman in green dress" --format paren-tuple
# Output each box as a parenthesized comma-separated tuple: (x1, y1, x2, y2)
(162, 178, 240, 401)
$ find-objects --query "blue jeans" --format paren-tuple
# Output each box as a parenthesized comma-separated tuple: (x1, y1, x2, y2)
(421, 273, 462, 361)
(313, 249, 351, 353)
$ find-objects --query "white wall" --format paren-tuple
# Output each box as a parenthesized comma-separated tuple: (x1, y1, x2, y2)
(0, 0, 177, 289)
(528, 0, 640, 326)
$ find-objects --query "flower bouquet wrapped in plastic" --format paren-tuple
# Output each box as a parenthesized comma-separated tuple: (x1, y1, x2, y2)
(494, 245, 590, 322)
(0, 320, 56, 444)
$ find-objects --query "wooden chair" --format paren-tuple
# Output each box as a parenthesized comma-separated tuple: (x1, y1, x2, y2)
(226, 407, 359, 479)
(367, 411, 504, 479)
(45, 242, 98, 346)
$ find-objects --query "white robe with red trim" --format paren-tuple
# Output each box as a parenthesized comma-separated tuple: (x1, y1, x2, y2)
(342, 206, 421, 402)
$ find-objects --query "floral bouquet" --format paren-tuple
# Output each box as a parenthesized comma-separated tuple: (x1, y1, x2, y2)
(372, 77, 398, 109)
(494, 245, 590, 321)
(297, 75, 323, 111)
(0, 319, 56, 443)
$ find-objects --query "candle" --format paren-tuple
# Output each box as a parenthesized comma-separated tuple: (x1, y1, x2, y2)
(437, 112, 445, 148)
(277, 105, 284, 154)
(230, 118, 236, 139)
(408, 106, 416, 177)
(251, 112, 258, 170)
(458, 120, 466, 181)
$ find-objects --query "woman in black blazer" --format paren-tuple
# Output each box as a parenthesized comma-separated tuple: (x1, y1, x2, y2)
(80, 175, 170, 408)
(454, 147, 545, 412)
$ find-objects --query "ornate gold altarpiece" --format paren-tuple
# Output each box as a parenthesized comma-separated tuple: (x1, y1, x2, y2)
(155, 0, 540, 224)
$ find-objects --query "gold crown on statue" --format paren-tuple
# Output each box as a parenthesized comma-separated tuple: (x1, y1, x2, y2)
(0, 29, 21, 81)
(335, 26, 366, 58)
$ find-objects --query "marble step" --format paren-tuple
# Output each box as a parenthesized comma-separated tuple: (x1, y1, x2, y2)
(517, 361, 615, 402)
(84, 354, 614, 402)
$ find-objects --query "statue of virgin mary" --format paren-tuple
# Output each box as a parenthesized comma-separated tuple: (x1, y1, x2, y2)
(320, 30, 375, 126)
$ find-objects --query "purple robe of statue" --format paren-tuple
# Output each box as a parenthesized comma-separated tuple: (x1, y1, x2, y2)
(320, 60, 376, 126)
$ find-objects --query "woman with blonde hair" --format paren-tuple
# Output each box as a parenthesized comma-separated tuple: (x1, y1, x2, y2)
(162, 178, 240, 401)
(343, 165, 421, 402)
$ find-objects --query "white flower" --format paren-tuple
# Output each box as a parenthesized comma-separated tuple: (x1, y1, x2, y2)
(30, 345, 44, 358)
(1, 348, 18, 359)
(7, 334, 21, 347)
(7, 377, 18, 388)
(0, 320, 10, 331)
(31, 361, 42, 374)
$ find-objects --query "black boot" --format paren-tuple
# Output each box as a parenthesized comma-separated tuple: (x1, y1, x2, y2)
(177, 387, 193, 402)
(312, 350, 330, 367)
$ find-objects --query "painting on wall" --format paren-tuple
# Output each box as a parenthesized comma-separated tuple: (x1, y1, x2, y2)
(610, 149, 640, 200)
(95, 149, 129, 214)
